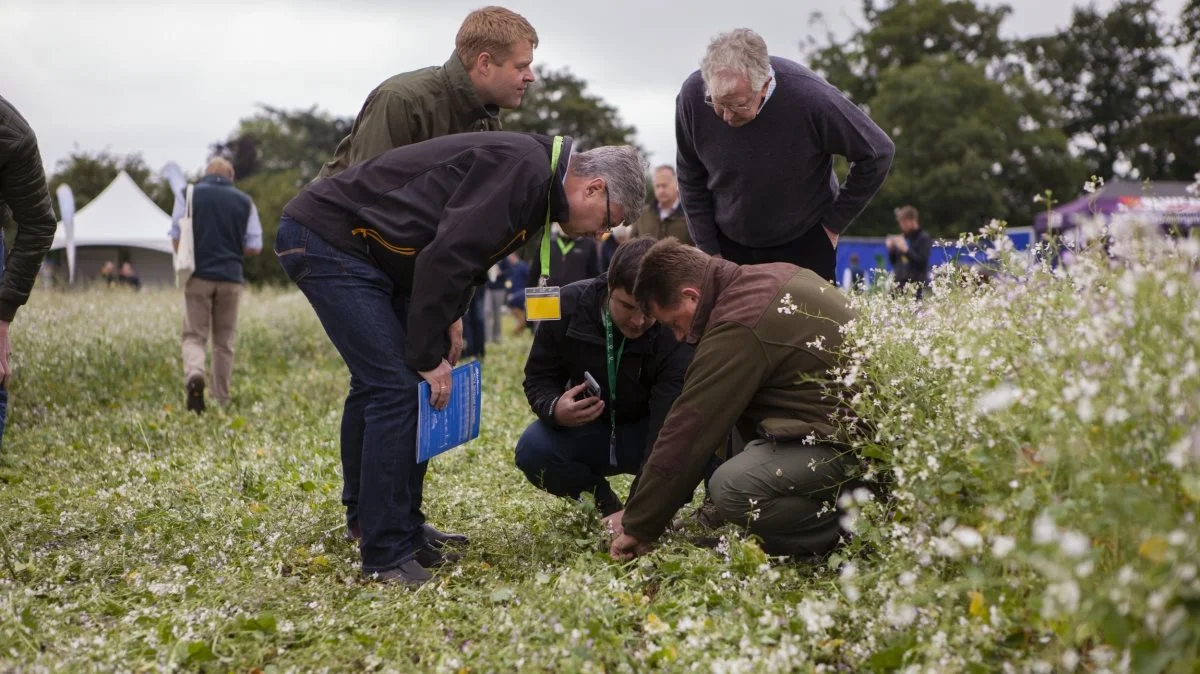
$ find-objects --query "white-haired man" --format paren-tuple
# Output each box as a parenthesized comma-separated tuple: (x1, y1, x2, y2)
(675, 29, 895, 282)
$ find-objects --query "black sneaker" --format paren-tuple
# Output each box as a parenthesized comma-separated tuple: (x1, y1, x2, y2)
(364, 559, 432, 587)
(185, 377, 205, 414)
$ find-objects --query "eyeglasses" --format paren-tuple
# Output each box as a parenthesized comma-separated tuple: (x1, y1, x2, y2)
(703, 77, 772, 114)
(604, 187, 624, 230)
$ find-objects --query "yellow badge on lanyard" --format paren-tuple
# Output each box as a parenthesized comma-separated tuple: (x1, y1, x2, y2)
(525, 135, 565, 322)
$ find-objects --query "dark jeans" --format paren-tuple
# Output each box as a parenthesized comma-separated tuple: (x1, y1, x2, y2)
(462, 288, 487, 359)
(275, 217, 427, 573)
(515, 417, 650, 499)
(717, 223, 836, 283)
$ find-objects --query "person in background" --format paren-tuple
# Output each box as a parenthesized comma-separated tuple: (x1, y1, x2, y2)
(528, 224, 603, 288)
(841, 252, 866, 291)
(517, 237, 692, 524)
(0, 94, 58, 448)
(675, 29, 894, 281)
(99, 261, 118, 287)
(118, 262, 141, 290)
(461, 287, 488, 359)
(631, 165, 690, 245)
(597, 224, 631, 274)
(504, 253, 531, 335)
(611, 239, 861, 562)
(483, 263, 509, 344)
(170, 158, 263, 414)
(887, 205, 933, 296)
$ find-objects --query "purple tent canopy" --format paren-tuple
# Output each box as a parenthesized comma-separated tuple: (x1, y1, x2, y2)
(1033, 180, 1200, 235)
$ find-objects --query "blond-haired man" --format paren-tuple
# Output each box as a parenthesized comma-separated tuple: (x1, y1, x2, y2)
(169, 157, 262, 413)
(320, 6, 538, 176)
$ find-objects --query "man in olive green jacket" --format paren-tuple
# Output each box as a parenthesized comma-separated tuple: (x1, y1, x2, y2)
(631, 165, 692, 246)
(320, 6, 538, 178)
(610, 238, 858, 559)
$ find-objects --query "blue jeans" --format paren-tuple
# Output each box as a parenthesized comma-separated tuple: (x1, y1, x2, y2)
(275, 217, 427, 573)
(515, 417, 650, 499)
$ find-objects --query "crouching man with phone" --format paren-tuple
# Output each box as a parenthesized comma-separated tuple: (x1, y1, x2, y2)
(517, 238, 693, 529)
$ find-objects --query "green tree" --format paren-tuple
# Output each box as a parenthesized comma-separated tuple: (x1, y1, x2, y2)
(47, 149, 173, 215)
(866, 56, 1081, 236)
(807, 0, 1082, 235)
(210, 105, 351, 283)
(501, 66, 642, 152)
(1022, 0, 1195, 180)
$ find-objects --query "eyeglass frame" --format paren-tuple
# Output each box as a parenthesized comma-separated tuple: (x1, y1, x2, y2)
(703, 76, 773, 114)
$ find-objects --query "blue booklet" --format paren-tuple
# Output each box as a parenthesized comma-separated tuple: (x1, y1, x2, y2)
(417, 360, 482, 463)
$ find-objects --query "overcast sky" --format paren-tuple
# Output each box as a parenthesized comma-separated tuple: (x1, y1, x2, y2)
(1, 0, 1187, 178)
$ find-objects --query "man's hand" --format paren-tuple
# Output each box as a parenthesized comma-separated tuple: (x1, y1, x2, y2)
(610, 533, 652, 561)
(603, 509, 625, 537)
(0, 321, 10, 388)
(447, 319, 464, 366)
(419, 359, 453, 410)
(894, 237, 909, 254)
(824, 226, 839, 248)
(553, 382, 605, 427)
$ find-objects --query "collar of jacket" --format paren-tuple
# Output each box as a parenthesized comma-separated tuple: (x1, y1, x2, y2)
(442, 52, 502, 126)
(686, 257, 740, 344)
(545, 135, 573, 224)
(565, 274, 657, 354)
(200, 175, 232, 186)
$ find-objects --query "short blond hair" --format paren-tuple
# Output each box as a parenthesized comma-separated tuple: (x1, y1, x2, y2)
(455, 6, 538, 66)
(205, 157, 234, 179)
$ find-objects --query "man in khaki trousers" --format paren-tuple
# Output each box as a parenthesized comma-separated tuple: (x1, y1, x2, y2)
(170, 158, 262, 413)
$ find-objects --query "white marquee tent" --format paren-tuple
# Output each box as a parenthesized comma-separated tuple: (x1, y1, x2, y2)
(50, 171, 176, 285)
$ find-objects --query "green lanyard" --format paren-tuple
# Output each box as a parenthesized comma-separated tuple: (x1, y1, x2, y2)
(601, 306, 626, 466)
(555, 237, 576, 257)
(538, 136, 565, 286)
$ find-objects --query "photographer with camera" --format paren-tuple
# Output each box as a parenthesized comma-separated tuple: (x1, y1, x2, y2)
(517, 238, 693, 530)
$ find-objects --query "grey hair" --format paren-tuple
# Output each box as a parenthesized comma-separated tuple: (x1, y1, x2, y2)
(569, 145, 647, 227)
(701, 28, 771, 98)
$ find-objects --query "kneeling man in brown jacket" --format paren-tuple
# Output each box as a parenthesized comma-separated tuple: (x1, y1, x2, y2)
(610, 238, 858, 560)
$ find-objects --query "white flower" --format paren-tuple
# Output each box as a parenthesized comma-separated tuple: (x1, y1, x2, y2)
(991, 535, 1016, 558)
(976, 383, 1021, 414)
(1059, 530, 1090, 558)
(1033, 513, 1057, 544)
(951, 527, 983, 549)
(1062, 650, 1080, 672)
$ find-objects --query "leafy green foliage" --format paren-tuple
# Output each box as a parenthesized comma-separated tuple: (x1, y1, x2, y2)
(46, 149, 174, 215)
(502, 66, 642, 153)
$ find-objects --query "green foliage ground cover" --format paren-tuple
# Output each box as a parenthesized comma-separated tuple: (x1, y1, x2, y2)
(2, 223, 1199, 671)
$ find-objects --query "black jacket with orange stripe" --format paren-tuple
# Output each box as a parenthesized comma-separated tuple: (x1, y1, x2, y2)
(283, 132, 572, 371)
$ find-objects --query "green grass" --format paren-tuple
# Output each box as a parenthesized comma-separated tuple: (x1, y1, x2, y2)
(4, 221, 1200, 674)
(0, 287, 829, 673)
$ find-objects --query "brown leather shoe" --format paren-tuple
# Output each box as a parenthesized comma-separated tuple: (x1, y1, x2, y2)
(422, 523, 468, 548)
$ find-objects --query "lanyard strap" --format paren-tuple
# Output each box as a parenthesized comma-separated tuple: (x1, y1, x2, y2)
(539, 136, 565, 286)
(555, 237, 576, 257)
(601, 307, 626, 435)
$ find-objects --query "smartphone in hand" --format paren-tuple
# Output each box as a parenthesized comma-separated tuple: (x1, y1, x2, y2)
(582, 371, 602, 399)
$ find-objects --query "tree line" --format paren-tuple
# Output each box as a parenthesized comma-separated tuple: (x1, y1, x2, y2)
(33, 0, 1198, 282)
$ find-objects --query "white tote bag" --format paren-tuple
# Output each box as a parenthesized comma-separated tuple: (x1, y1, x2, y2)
(174, 184, 195, 284)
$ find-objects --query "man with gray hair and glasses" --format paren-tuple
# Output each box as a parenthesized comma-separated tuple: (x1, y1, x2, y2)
(675, 28, 895, 282)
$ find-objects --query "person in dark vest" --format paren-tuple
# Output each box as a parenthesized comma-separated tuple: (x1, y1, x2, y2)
(631, 165, 691, 245)
(887, 205, 934, 297)
(517, 237, 692, 525)
(170, 158, 262, 413)
(675, 29, 894, 282)
(528, 225, 603, 288)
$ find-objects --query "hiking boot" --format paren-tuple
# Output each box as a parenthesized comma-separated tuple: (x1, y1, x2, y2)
(422, 523, 468, 549)
(345, 523, 361, 542)
(364, 559, 432, 587)
(415, 541, 462, 568)
(670, 498, 726, 532)
(593, 482, 624, 517)
(185, 377, 205, 414)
